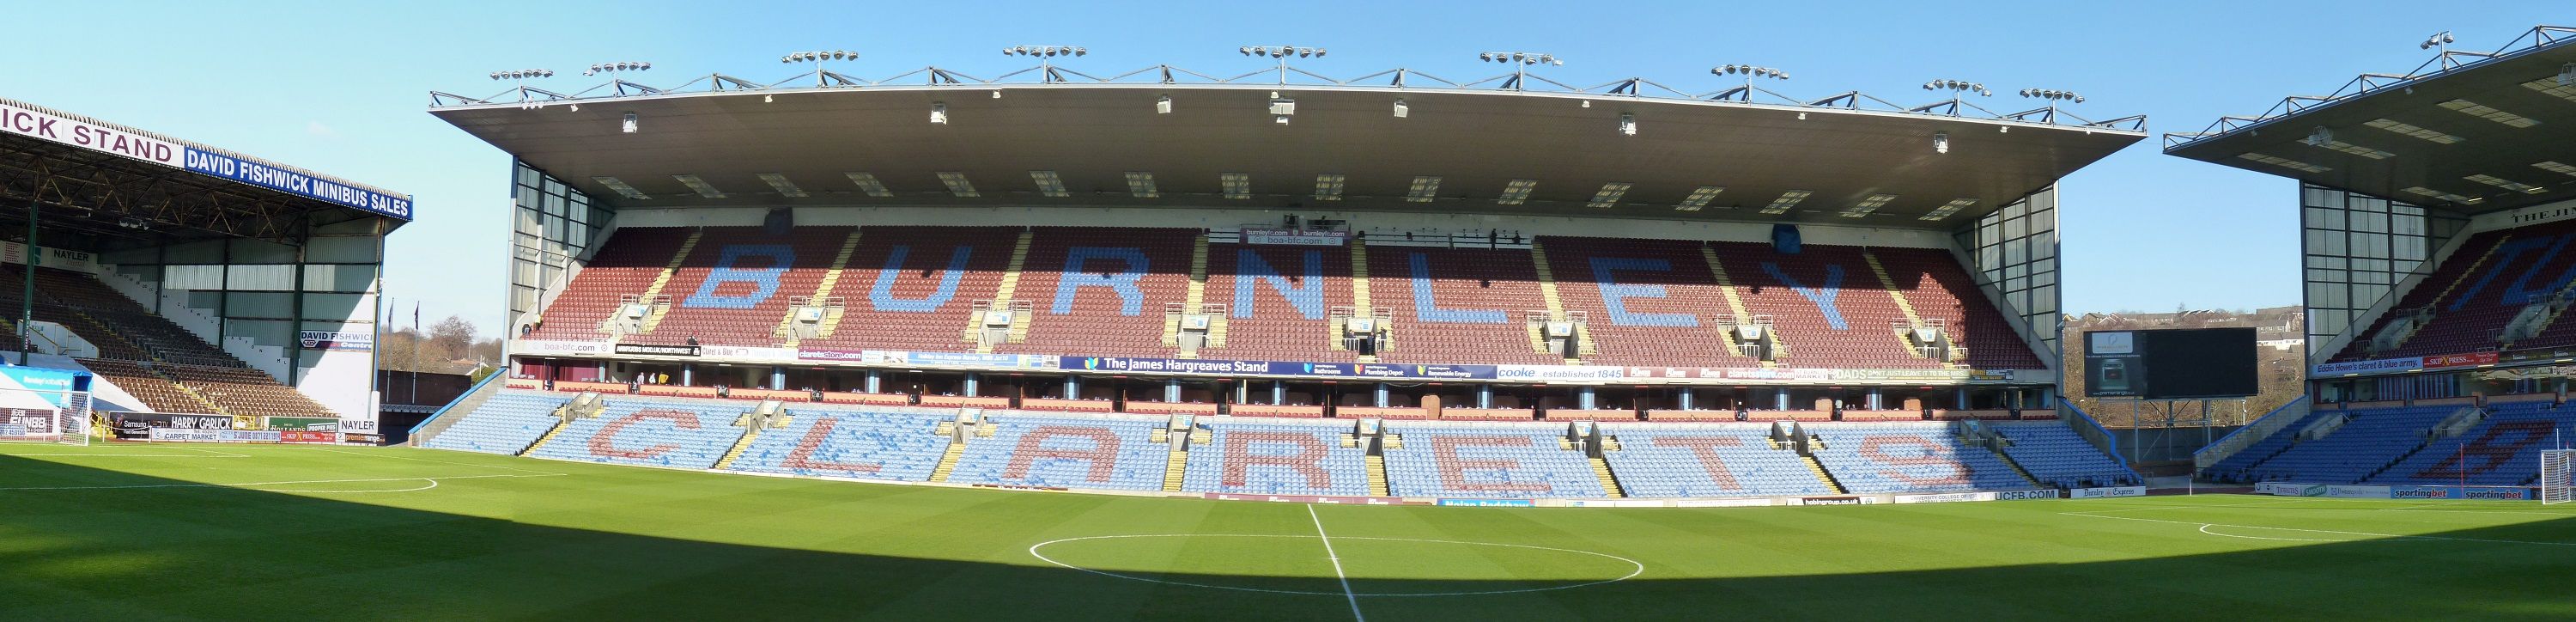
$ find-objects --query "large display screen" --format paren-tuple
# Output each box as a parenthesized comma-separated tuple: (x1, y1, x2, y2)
(2082, 327, 2257, 399)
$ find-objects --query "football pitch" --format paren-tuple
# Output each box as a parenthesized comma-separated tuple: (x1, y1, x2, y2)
(2, 445, 2572, 620)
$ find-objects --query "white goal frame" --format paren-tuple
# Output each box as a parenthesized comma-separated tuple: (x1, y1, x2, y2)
(0, 388, 91, 447)
(2543, 449, 2574, 505)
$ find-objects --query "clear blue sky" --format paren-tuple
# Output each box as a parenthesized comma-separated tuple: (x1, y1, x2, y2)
(9, 1, 2564, 335)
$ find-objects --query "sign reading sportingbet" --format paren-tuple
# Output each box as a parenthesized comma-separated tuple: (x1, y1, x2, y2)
(0, 98, 410, 221)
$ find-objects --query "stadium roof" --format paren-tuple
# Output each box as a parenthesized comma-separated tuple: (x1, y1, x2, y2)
(430, 64, 2144, 228)
(2166, 26, 2576, 215)
(0, 97, 412, 247)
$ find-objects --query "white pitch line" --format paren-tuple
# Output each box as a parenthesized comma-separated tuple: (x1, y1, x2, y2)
(313, 448, 567, 476)
(1307, 503, 1365, 622)
(2062, 510, 2576, 546)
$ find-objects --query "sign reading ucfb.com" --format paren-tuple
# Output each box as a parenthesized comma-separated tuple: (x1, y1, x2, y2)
(183, 149, 411, 220)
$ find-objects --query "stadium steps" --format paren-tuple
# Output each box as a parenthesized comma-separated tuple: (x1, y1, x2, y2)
(1524, 241, 1593, 363)
(519, 418, 573, 457)
(634, 229, 704, 334)
(1862, 249, 1946, 363)
(1698, 243, 1757, 357)
(713, 425, 766, 471)
(1801, 454, 1849, 494)
(775, 228, 866, 343)
(927, 442, 969, 482)
(1365, 454, 1390, 497)
(1588, 456, 1625, 497)
(2375, 235, 2511, 353)
(1348, 238, 1371, 309)
(969, 229, 1036, 354)
(1986, 445, 2044, 488)
(2365, 442, 2434, 482)
(1162, 449, 1188, 492)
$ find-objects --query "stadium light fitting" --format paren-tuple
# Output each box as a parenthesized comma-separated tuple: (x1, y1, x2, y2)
(2312, 139, 2396, 160)
(2362, 119, 2464, 144)
(780, 50, 858, 87)
(1920, 198, 1978, 221)
(1157, 95, 1171, 114)
(1587, 182, 1632, 208)
(930, 102, 948, 125)
(1923, 79, 1990, 96)
(1840, 193, 1897, 218)
(1618, 113, 1637, 137)
(583, 61, 652, 76)
(2401, 186, 2480, 203)
(1125, 172, 1159, 198)
(1241, 46, 1327, 85)
(2018, 88, 2083, 103)
(1392, 99, 1408, 118)
(937, 172, 979, 198)
(2438, 99, 2540, 128)
(621, 112, 637, 134)
(2466, 174, 2547, 194)
(1675, 186, 1724, 210)
(2305, 126, 2334, 147)
(1220, 173, 1252, 199)
(1269, 93, 1297, 124)
(844, 173, 892, 198)
(1030, 170, 1070, 198)
(2421, 30, 2456, 52)
(1710, 64, 1788, 80)
(1759, 190, 1812, 215)
(1933, 131, 1949, 154)
(1497, 179, 1538, 205)
(2235, 153, 2330, 174)
(2535, 162, 2576, 178)
(1406, 176, 1443, 203)
(672, 174, 726, 199)
(592, 176, 649, 200)
(489, 69, 555, 85)
(756, 173, 809, 198)
(1314, 174, 1346, 201)
(2559, 63, 2576, 87)
(1480, 51, 1563, 91)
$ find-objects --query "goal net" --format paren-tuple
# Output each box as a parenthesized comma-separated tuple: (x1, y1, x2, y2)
(2544, 449, 2574, 505)
(0, 387, 91, 447)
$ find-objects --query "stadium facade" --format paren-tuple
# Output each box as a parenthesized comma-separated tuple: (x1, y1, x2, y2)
(0, 96, 407, 439)
(2172, 25, 2576, 496)
(417, 56, 2151, 502)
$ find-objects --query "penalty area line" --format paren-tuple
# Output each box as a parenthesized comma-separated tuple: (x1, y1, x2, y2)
(1307, 503, 1365, 622)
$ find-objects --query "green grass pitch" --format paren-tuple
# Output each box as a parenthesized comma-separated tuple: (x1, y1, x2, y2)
(3, 444, 2572, 620)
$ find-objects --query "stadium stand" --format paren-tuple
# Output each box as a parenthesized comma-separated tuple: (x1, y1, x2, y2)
(1712, 242, 1953, 369)
(629, 226, 857, 348)
(420, 391, 570, 454)
(155, 364, 332, 422)
(1869, 247, 2050, 369)
(527, 398, 752, 469)
(1805, 423, 2030, 493)
(1991, 422, 2139, 488)
(723, 406, 955, 481)
(2330, 222, 2576, 362)
(72, 358, 212, 414)
(1600, 424, 1834, 497)
(1382, 422, 1605, 497)
(0, 265, 338, 420)
(943, 413, 1169, 491)
(1200, 243, 1358, 362)
(1370, 247, 1564, 365)
(2242, 404, 2459, 484)
(1180, 418, 1370, 496)
(999, 227, 1198, 358)
(1540, 236, 1750, 367)
(2367, 400, 2573, 486)
(526, 228, 692, 342)
(799, 226, 1022, 353)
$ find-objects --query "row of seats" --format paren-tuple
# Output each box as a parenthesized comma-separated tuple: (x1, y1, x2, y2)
(1806, 423, 2030, 494)
(2331, 220, 2576, 362)
(429, 390, 2127, 497)
(1598, 424, 1832, 497)
(525, 398, 753, 469)
(1991, 422, 2140, 488)
(527, 226, 2044, 369)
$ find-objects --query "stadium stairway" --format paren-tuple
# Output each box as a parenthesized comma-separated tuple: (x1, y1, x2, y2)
(1986, 445, 2044, 488)
(927, 442, 969, 483)
(521, 418, 575, 456)
(1366, 454, 1389, 497)
(1588, 456, 1626, 497)
(713, 417, 771, 471)
(1162, 446, 1189, 492)
(1801, 454, 1849, 494)
(632, 229, 704, 335)
(1523, 240, 1591, 363)
(1860, 250, 1941, 363)
(771, 229, 866, 345)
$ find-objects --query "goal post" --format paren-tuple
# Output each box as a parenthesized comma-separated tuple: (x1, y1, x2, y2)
(2543, 449, 2574, 505)
(0, 387, 92, 447)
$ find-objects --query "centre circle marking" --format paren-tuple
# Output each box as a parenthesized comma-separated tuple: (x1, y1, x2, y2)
(1027, 534, 1644, 597)
(246, 478, 442, 493)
